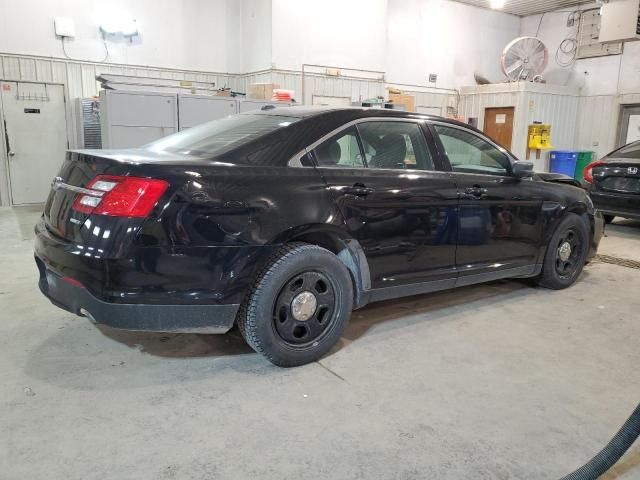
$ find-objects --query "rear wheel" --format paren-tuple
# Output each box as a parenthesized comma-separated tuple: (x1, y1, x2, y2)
(535, 213, 590, 290)
(237, 242, 353, 367)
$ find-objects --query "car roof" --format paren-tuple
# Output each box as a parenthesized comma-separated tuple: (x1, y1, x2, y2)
(248, 105, 473, 129)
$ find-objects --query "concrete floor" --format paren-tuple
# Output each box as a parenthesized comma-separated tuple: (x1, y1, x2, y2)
(1, 206, 639, 480)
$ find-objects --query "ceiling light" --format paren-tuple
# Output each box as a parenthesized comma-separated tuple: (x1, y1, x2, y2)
(490, 0, 506, 9)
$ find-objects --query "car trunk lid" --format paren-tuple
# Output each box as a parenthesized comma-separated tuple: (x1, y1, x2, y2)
(43, 149, 199, 242)
(593, 158, 640, 195)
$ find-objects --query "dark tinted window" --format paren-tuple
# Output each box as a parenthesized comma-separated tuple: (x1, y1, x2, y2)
(146, 114, 300, 156)
(434, 124, 511, 176)
(613, 141, 640, 159)
(314, 127, 365, 168)
(357, 121, 433, 170)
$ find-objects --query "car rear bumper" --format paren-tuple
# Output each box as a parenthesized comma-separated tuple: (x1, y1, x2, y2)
(36, 263, 239, 333)
(591, 191, 640, 220)
(34, 219, 276, 333)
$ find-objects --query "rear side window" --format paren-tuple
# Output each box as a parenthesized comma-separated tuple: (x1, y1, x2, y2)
(434, 124, 511, 176)
(358, 121, 433, 170)
(313, 127, 365, 168)
(145, 114, 300, 156)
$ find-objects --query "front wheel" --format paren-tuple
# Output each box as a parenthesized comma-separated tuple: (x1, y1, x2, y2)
(237, 242, 353, 367)
(535, 213, 590, 290)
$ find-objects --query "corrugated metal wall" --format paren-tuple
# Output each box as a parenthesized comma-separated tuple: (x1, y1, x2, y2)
(459, 84, 580, 171)
(0, 54, 244, 149)
(0, 55, 392, 152)
(575, 95, 620, 160)
(267, 70, 386, 105)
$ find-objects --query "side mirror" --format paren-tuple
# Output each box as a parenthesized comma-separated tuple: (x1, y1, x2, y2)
(512, 161, 534, 179)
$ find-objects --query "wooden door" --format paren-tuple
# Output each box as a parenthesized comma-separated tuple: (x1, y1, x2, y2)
(483, 107, 514, 150)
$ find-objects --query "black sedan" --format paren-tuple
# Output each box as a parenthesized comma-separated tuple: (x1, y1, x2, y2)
(584, 140, 640, 223)
(35, 107, 604, 366)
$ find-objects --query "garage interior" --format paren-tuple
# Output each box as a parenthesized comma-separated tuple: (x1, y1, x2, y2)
(1, 0, 640, 478)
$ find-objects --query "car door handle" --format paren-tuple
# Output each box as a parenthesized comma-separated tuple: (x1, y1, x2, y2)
(343, 184, 374, 196)
(462, 186, 488, 199)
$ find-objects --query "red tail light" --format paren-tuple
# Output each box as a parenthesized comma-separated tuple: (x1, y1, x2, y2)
(583, 160, 605, 184)
(72, 175, 169, 217)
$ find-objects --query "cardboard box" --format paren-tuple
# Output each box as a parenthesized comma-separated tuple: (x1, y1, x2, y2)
(248, 83, 280, 100)
(388, 92, 415, 113)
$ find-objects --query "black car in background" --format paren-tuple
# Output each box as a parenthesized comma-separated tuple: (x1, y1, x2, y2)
(584, 140, 640, 223)
(35, 107, 604, 366)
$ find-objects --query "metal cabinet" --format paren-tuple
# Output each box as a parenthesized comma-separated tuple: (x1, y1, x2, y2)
(178, 94, 238, 130)
(99, 90, 292, 147)
(100, 90, 178, 149)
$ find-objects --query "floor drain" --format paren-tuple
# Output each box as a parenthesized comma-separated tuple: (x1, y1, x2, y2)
(593, 254, 640, 270)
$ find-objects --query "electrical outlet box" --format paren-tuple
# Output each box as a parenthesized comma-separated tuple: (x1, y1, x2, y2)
(599, 0, 640, 43)
(54, 17, 76, 38)
(428, 73, 438, 83)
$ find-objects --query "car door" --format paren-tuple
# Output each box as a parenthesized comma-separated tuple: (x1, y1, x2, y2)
(311, 119, 459, 292)
(430, 122, 544, 284)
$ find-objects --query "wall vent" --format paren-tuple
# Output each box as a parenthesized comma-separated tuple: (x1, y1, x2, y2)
(576, 9, 624, 59)
(78, 99, 102, 149)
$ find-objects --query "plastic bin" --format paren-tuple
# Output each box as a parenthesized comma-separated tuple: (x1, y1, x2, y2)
(549, 151, 579, 177)
(574, 151, 594, 181)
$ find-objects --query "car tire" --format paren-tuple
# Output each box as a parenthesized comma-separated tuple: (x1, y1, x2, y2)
(535, 213, 590, 290)
(603, 214, 615, 224)
(237, 242, 353, 367)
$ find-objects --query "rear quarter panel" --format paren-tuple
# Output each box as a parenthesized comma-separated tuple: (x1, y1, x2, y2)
(140, 164, 336, 247)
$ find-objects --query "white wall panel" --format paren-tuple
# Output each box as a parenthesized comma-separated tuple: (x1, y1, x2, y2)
(576, 96, 620, 159)
(271, 0, 388, 72)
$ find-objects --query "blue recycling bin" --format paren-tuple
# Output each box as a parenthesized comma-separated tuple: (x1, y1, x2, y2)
(549, 151, 579, 177)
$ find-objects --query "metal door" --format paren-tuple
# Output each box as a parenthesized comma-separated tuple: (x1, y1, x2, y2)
(1, 82, 68, 205)
(430, 122, 543, 280)
(178, 95, 237, 130)
(313, 121, 459, 289)
(618, 105, 640, 146)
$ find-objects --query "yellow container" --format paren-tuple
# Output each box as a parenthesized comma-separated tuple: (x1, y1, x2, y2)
(528, 124, 552, 149)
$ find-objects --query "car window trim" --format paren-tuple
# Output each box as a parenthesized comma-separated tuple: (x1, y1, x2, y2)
(288, 117, 436, 172)
(429, 120, 516, 178)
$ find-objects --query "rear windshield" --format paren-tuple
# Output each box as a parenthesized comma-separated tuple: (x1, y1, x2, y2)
(613, 141, 640, 159)
(145, 114, 300, 157)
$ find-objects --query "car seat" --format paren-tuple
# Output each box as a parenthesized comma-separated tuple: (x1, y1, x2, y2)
(369, 134, 406, 169)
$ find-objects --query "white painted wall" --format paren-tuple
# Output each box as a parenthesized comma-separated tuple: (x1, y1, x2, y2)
(520, 8, 640, 96)
(241, 0, 272, 72)
(385, 0, 520, 88)
(271, 0, 521, 89)
(271, 0, 388, 72)
(0, 0, 242, 73)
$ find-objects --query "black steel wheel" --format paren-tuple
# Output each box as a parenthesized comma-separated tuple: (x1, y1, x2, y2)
(554, 227, 583, 279)
(536, 213, 590, 290)
(237, 242, 353, 367)
(273, 271, 336, 347)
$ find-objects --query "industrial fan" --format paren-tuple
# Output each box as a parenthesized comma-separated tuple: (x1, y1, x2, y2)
(501, 36, 549, 82)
